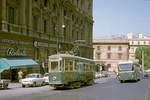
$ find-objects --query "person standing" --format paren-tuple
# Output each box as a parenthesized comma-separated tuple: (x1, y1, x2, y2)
(18, 69, 23, 83)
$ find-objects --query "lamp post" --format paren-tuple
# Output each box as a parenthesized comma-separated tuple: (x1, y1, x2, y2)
(142, 50, 144, 78)
(56, 24, 65, 54)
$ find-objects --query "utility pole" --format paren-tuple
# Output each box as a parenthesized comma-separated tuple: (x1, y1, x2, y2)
(142, 51, 144, 78)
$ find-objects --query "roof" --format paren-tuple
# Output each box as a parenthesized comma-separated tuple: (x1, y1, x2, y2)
(93, 39, 129, 44)
(118, 60, 138, 65)
(49, 54, 94, 62)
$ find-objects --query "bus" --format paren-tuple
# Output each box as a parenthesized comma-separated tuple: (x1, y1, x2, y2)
(117, 60, 141, 83)
(48, 54, 96, 89)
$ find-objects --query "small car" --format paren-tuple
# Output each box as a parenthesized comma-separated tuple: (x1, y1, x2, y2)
(95, 72, 102, 79)
(102, 71, 109, 77)
(21, 73, 45, 87)
(0, 79, 10, 89)
(43, 73, 49, 84)
(143, 72, 149, 79)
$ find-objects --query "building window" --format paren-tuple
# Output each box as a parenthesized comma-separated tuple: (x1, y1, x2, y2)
(8, 7, 15, 24)
(118, 46, 122, 51)
(149, 42, 150, 44)
(144, 41, 146, 45)
(131, 48, 134, 52)
(138, 41, 140, 45)
(107, 53, 111, 59)
(44, 0, 47, 6)
(108, 46, 111, 51)
(33, 16, 38, 31)
(132, 41, 134, 45)
(44, 20, 47, 33)
(118, 53, 122, 59)
(97, 46, 100, 50)
(96, 53, 100, 60)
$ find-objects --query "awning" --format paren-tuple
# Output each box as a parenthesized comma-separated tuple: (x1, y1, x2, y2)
(0, 58, 39, 73)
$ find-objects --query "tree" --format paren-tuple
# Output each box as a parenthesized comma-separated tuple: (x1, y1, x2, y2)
(135, 46, 150, 70)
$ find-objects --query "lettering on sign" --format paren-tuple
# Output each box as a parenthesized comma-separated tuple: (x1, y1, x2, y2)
(6, 47, 26, 56)
(0, 39, 32, 45)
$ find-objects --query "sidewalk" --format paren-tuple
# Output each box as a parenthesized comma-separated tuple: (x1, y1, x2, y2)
(8, 83, 22, 88)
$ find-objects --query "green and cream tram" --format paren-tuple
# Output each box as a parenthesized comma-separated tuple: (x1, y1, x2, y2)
(117, 60, 141, 83)
(48, 54, 96, 89)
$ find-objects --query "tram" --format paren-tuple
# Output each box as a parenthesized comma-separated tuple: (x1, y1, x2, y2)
(48, 54, 96, 89)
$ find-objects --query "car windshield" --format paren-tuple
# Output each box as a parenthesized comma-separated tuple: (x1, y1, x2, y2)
(26, 74, 37, 78)
(119, 64, 132, 71)
(44, 73, 49, 77)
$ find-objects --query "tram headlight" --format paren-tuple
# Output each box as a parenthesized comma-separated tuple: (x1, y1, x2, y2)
(53, 76, 56, 81)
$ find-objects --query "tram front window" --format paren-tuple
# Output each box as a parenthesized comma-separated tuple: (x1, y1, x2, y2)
(51, 61, 60, 71)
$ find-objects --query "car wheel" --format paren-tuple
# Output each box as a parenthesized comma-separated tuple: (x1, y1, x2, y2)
(22, 84, 25, 88)
(33, 82, 36, 87)
(3, 85, 8, 89)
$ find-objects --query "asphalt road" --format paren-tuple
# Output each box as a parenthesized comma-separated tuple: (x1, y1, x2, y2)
(0, 76, 150, 100)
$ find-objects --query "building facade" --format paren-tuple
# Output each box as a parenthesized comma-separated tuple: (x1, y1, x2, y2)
(93, 38, 129, 72)
(0, 0, 94, 72)
(127, 33, 150, 60)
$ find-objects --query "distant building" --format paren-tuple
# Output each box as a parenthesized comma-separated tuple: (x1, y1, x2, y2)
(93, 37, 129, 72)
(127, 32, 150, 60)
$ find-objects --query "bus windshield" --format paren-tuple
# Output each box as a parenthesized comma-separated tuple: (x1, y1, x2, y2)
(118, 64, 132, 71)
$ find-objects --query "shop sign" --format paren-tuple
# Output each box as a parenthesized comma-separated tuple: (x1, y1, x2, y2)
(0, 39, 32, 45)
(49, 44, 61, 48)
(34, 41, 48, 47)
(6, 47, 26, 56)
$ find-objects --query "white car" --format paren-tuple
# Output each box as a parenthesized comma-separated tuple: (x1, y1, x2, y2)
(95, 72, 102, 79)
(43, 73, 49, 84)
(21, 73, 45, 87)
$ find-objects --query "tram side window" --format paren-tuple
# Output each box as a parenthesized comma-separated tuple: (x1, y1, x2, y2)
(64, 59, 73, 72)
(74, 62, 77, 71)
(70, 61, 73, 71)
(51, 61, 58, 71)
(61, 60, 64, 72)
(77, 63, 80, 72)
(65, 60, 69, 71)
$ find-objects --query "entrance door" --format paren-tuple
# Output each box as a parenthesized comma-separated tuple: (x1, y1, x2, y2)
(11, 69, 18, 82)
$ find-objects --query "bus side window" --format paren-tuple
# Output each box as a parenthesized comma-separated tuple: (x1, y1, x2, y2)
(132, 64, 136, 70)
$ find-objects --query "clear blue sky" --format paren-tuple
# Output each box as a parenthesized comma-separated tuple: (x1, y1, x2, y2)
(93, 0, 150, 38)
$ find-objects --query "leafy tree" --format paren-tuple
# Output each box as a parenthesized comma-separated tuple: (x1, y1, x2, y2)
(135, 46, 150, 70)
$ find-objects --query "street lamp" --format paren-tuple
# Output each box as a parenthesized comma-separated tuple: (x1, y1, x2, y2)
(56, 24, 66, 54)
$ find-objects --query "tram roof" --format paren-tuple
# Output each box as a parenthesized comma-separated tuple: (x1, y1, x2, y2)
(48, 54, 94, 62)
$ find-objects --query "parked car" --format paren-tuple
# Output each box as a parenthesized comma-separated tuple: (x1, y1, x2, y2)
(21, 73, 45, 87)
(102, 71, 109, 77)
(95, 72, 102, 79)
(43, 73, 49, 84)
(143, 72, 149, 79)
(0, 79, 10, 89)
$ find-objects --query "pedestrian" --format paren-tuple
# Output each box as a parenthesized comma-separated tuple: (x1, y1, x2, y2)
(18, 69, 23, 83)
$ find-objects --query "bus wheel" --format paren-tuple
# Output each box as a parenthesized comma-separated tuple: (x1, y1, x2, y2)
(120, 80, 123, 83)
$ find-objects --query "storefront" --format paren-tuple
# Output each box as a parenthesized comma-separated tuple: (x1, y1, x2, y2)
(0, 58, 39, 81)
(0, 34, 40, 81)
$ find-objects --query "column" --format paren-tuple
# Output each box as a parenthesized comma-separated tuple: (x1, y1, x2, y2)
(1, 0, 7, 31)
(20, 0, 26, 35)
(26, 0, 32, 36)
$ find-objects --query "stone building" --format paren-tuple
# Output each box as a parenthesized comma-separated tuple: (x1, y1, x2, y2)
(93, 37, 129, 72)
(0, 0, 93, 80)
(127, 32, 150, 60)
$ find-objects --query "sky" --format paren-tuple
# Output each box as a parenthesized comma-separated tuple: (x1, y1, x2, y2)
(93, 0, 150, 38)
